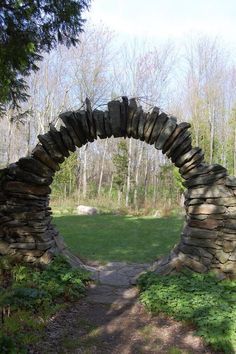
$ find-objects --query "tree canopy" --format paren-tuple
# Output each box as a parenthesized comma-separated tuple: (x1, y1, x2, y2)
(0, 0, 90, 110)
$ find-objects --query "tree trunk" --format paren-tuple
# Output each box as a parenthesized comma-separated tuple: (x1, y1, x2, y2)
(209, 107, 215, 164)
(82, 145, 88, 199)
(153, 160, 157, 207)
(134, 142, 144, 210)
(234, 126, 236, 176)
(125, 138, 132, 207)
(109, 174, 113, 198)
(118, 190, 122, 208)
(98, 139, 108, 196)
(144, 150, 149, 204)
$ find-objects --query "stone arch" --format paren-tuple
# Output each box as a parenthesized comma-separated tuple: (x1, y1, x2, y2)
(0, 98, 235, 278)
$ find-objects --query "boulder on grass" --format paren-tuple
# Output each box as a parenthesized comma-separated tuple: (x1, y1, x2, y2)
(76, 205, 98, 216)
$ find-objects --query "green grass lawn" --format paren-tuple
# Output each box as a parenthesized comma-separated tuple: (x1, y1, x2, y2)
(53, 214, 183, 263)
(138, 271, 236, 353)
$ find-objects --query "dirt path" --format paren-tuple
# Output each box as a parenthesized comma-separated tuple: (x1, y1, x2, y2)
(31, 263, 220, 354)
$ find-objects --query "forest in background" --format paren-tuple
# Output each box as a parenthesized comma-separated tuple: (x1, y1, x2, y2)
(1, 22, 236, 214)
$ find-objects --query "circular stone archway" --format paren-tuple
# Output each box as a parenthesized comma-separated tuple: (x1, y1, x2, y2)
(0, 97, 235, 278)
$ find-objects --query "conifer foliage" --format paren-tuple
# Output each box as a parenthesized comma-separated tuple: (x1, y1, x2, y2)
(0, 0, 90, 109)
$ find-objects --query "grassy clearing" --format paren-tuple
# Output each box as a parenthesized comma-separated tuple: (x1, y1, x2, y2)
(137, 271, 236, 353)
(53, 214, 183, 263)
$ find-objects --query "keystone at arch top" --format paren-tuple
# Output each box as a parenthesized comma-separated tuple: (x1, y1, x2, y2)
(0, 97, 235, 278)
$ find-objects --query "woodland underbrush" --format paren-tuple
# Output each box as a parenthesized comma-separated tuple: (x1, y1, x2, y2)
(0, 256, 90, 353)
(138, 271, 236, 353)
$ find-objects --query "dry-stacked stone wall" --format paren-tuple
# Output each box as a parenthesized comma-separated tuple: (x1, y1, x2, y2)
(0, 97, 235, 278)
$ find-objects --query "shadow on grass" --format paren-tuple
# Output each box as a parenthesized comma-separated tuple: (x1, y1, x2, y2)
(53, 214, 184, 263)
(36, 273, 230, 354)
(138, 271, 236, 353)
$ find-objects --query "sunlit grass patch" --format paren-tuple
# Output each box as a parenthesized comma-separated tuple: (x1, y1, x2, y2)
(138, 271, 236, 353)
(53, 214, 183, 263)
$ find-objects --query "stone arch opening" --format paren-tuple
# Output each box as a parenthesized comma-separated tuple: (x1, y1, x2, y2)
(0, 97, 235, 278)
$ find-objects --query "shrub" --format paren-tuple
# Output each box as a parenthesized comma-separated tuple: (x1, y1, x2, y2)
(137, 271, 236, 353)
(0, 255, 90, 353)
(0, 334, 26, 354)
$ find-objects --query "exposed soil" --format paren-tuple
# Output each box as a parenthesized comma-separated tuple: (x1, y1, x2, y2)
(30, 262, 222, 354)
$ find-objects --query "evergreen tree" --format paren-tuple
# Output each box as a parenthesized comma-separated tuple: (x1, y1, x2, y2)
(0, 0, 90, 110)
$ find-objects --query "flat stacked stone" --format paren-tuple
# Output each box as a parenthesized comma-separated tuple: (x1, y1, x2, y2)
(183, 170, 227, 188)
(179, 150, 205, 176)
(93, 110, 107, 139)
(126, 98, 137, 138)
(175, 147, 201, 168)
(18, 157, 55, 177)
(154, 116, 177, 150)
(182, 163, 226, 180)
(178, 177, 236, 277)
(120, 97, 128, 136)
(59, 111, 84, 147)
(166, 129, 192, 160)
(49, 125, 70, 158)
(83, 99, 95, 139)
(108, 100, 123, 138)
(137, 108, 146, 141)
(60, 126, 76, 152)
(70, 112, 88, 145)
(162, 122, 191, 154)
(151, 112, 168, 145)
(0, 97, 235, 278)
(74, 110, 92, 142)
(130, 107, 142, 139)
(143, 107, 159, 143)
(171, 135, 192, 163)
(103, 111, 112, 138)
(32, 145, 60, 171)
(8, 163, 53, 186)
(38, 132, 65, 163)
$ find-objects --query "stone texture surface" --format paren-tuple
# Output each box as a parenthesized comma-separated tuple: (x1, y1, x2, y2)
(59, 111, 83, 147)
(103, 111, 112, 138)
(38, 132, 65, 163)
(59, 126, 76, 152)
(93, 110, 107, 139)
(179, 150, 205, 175)
(130, 107, 141, 139)
(175, 147, 201, 168)
(87, 262, 150, 304)
(108, 100, 123, 138)
(151, 112, 168, 146)
(137, 109, 146, 141)
(144, 107, 159, 143)
(0, 97, 235, 279)
(8, 164, 53, 186)
(171, 137, 192, 163)
(74, 110, 91, 141)
(18, 157, 54, 178)
(162, 122, 191, 154)
(76, 205, 98, 215)
(183, 171, 227, 188)
(120, 97, 128, 137)
(49, 125, 70, 158)
(154, 117, 177, 150)
(85, 98, 97, 140)
(127, 98, 137, 138)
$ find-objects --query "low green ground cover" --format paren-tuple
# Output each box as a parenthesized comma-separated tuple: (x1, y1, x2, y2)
(137, 271, 236, 353)
(53, 214, 183, 263)
(0, 256, 90, 353)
